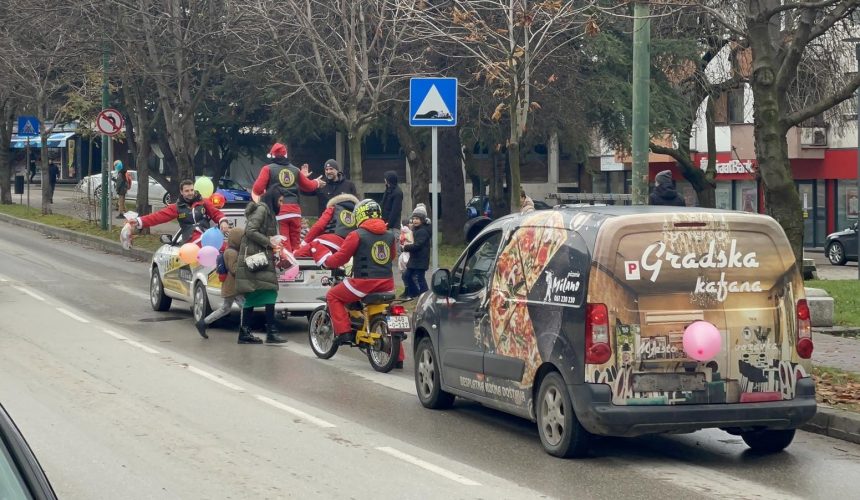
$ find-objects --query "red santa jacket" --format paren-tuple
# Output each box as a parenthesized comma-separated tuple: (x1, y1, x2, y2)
(252, 160, 319, 216)
(303, 193, 359, 250)
(135, 196, 226, 244)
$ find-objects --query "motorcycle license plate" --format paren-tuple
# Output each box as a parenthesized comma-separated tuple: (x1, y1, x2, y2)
(386, 316, 410, 332)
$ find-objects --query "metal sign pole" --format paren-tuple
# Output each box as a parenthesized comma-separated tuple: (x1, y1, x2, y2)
(25, 137, 30, 212)
(431, 126, 439, 271)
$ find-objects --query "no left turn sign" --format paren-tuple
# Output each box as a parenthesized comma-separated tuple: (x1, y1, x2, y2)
(97, 108, 124, 136)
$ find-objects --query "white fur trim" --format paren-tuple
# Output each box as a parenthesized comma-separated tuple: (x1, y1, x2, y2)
(343, 279, 367, 298)
(276, 213, 301, 221)
(319, 240, 341, 251)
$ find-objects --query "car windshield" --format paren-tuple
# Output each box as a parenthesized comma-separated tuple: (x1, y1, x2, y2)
(219, 179, 245, 191)
(0, 439, 29, 500)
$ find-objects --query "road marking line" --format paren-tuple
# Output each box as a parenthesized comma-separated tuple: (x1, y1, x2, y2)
(615, 458, 802, 500)
(110, 284, 150, 301)
(186, 366, 244, 391)
(125, 340, 160, 355)
(375, 447, 481, 486)
(101, 329, 128, 341)
(56, 308, 90, 323)
(281, 343, 415, 395)
(255, 395, 336, 429)
(13, 286, 45, 301)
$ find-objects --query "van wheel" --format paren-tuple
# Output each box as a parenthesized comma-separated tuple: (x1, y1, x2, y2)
(415, 338, 455, 409)
(536, 372, 590, 458)
(192, 282, 212, 323)
(741, 429, 795, 453)
(150, 268, 172, 311)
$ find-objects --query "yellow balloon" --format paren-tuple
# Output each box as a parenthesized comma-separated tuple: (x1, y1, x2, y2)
(179, 243, 200, 265)
(194, 177, 215, 198)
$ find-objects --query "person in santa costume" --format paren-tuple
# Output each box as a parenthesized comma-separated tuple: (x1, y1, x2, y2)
(294, 193, 359, 265)
(125, 179, 229, 244)
(320, 199, 405, 367)
(251, 142, 323, 251)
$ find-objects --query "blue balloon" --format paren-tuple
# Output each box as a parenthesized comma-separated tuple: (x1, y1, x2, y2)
(201, 227, 224, 249)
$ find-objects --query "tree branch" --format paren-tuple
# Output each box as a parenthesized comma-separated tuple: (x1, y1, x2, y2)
(782, 71, 860, 130)
(757, 0, 842, 21)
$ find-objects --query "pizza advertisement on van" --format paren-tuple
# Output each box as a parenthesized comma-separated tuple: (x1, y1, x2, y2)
(585, 213, 812, 407)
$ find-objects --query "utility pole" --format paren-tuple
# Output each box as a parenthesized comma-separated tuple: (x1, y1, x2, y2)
(631, 1, 651, 205)
(100, 41, 110, 230)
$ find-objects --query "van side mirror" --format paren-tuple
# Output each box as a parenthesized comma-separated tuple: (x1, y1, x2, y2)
(431, 269, 451, 296)
(159, 234, 173, 245)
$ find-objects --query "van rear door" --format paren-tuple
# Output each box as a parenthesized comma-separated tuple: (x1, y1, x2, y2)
(585, 213, 810, 406)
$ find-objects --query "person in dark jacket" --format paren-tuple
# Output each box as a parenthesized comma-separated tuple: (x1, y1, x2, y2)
(308, 159, 358, 213)
(649, 170, 686, 207)
(235, 188, 287, 344)
(403, 203, 431, 298)
(381, 171, 403, 231)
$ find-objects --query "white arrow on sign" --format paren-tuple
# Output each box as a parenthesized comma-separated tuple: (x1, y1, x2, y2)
(97, 109, 124, 136)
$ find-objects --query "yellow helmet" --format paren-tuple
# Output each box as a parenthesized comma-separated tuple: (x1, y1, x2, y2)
(353, 199, 382, 226)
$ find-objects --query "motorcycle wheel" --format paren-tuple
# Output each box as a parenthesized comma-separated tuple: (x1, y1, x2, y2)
(367, 315, 400, 373)
(308, 306, 338, 359)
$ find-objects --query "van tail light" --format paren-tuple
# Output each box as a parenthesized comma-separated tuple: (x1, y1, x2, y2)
(796, 299, 814, 359)
(585, 303, 612, 364)
(389, 304, 407, 316)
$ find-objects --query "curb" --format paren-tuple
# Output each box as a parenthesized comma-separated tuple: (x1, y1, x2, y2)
(801, 406, 860, 445)
(813, 326, 860, 337)
(0, 212, 153, 262)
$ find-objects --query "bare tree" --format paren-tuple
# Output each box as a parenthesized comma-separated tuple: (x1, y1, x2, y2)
(241, 0, 417, 194)
(400, 0, 595, 210)
(699, 0, 860, 262)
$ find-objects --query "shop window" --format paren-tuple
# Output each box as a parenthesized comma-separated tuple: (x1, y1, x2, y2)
(364, 132, 401, 159)
(715, 182, 732, 210)
(727, 88, 745, 124)
(735, 180, 758, 213)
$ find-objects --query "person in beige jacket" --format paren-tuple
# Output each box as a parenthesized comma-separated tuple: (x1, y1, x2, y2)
(195, 227, 245, 339)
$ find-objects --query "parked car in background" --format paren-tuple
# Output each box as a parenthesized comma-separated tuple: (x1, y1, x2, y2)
(0, 402, 56, 499)
(464, 196, 553, 242)
(76, 170, 171, 206)
(825, 222, 858, 265)
(214, 178, 252, 203)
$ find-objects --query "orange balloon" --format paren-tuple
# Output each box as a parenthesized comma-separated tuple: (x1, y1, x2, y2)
(210, 192, 226, 209)
(179, 243, 200, 265)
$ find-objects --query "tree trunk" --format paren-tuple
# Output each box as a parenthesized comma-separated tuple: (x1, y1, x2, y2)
(347, 128, 365, 195)
(748, 17, 804, 264)
(489, 149, 509, 216)
(508, 140, 522, 211)
(438, 128, 466, 244)
(0, 108, 14, 204)
(394, 120, 430, 207)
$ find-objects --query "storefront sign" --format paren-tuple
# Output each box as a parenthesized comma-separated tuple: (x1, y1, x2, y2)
(698, 157, 755, 175)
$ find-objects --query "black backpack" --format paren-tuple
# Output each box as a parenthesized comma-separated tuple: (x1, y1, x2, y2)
(216, 252, 228, 275)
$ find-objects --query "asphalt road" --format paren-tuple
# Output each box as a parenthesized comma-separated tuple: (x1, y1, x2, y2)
(2, 221, 860, 499)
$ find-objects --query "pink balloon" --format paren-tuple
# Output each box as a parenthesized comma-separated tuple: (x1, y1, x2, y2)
(197, 245, 219, 267)
(683, 321, 722, 361)
(281, 265, 300, 281)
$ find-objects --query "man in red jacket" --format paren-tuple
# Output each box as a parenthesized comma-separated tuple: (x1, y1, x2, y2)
(126, 179, 229, 244)
(321, 200, 398, 345)
(252, 142, 322, 251)
(295, 193, 359, 265)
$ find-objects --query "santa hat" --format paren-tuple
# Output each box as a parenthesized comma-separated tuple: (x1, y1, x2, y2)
(267, 143, 287, 159)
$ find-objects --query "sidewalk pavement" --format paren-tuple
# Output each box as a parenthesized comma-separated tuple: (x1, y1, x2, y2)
(3, 191, 860, 444)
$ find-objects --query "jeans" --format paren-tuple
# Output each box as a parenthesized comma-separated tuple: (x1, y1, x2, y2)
(403, 268, 428, 298)
(204, 296, 244, 325)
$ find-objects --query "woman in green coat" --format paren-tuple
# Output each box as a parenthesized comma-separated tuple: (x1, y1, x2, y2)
(235, 188, 287, 344)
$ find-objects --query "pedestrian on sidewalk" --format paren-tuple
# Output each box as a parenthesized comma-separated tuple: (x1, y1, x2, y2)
(47, 162, 59, 206)
(381, 170, 403, 238)
(114, 160, 133, 218)
(520, 190, 535, 214)
(306, 159, 358, 215)
(235, 188, 287, 344)
(28, 160, 36, 184)
(196, 227, 245, 339)
(402, 203, 431, 299)
(250, 142, 323, 252)
(649, 170, 685, 207)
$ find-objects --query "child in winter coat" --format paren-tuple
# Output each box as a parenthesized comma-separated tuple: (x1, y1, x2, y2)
(195, 227, 245, 339)
(402, 203, 431, 298)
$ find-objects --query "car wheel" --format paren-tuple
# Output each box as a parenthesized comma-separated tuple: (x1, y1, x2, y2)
(163, 192, 172, 205)
(741, 429, 795, 453)
(827, 241, 847, 265)
(192, 282, 212, 323)
(536, 372, 590, 458)
(93, 185, 102, 200)
(308, 306, 338, 359)
(415, 337, 455, 409)
(150, 267, 172, 311)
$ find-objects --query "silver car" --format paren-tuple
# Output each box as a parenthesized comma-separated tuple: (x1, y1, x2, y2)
(76, 170, 171, 206)
(148, 208, 326, 323)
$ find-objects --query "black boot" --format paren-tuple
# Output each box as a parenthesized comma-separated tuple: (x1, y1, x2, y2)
(336, 332, 356, 346)
(265, 326, 287, 344)
(238, 326, 262, 344)
(195, 319, 209, 339)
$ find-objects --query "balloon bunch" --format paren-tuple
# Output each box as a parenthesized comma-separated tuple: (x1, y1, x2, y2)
(178, 176, 228, 267)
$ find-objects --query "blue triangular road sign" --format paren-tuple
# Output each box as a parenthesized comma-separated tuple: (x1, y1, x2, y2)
(410, 78, 457, 127)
